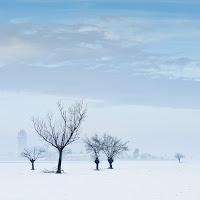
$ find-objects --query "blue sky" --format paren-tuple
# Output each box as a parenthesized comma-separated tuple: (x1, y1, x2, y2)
(0, 0, 200, 102)
(1, 0, 200, 22)
(0, 0, 200, 158)
(1, 1, 200, 21)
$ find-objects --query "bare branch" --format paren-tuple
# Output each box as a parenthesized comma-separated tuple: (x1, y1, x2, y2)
(21, 148, 32, 160)
(32, 101, 87, 151)
(83, 133, 102, 159)
(102, 133, 129, 160)
(21, 147, 46, 161)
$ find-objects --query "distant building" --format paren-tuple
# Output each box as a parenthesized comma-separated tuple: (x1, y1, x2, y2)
(17, 130, 27, 156)
(133, 148, 140, 160)
(68, 148, 72, 154)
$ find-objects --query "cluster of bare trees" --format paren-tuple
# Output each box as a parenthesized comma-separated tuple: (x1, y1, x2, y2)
(22, 100, 129, 172)
(22, 100, 87, 173)
(21, 100, 184, 173)
(83, 133, 129, 170)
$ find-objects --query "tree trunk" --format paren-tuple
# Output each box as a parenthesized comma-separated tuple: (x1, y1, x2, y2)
(31, 161, 35, 170)
(94, 157, 99, 170)
(56, 150, 63, 173)
(96, 163, 99, 170)
(109, 162, 113, 169)
(108, 157, 113, 169)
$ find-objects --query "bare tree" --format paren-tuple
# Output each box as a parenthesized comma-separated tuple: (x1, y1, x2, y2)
(83, 134, 102, 170)
(32, 101, 87, 173)
(174, 153, 184, 163)
(102, 134, 129, 169)
(21, 147, 46, 170)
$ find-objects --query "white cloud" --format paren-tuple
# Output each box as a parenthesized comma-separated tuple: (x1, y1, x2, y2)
(0, 15, 200, 82)
(78, 26, 99, 32)
(104, 31, 120, 40)
(10, 17, 34, 24)
(0, 38, 41, 62)
(79, 42, 103, 49)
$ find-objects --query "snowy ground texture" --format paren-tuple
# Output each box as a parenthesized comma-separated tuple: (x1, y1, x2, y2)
(0, 160, 198, 200)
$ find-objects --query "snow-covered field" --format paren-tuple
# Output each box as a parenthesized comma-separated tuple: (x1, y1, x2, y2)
(0, 160, 198, 200)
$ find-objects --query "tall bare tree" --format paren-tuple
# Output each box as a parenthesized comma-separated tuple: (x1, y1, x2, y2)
(174, 153, 184, 163)
(32, 101, 87, 173)
(83, 134, 102, 170)
(102, 134, 129, 169)
(21, 147, 46, 170)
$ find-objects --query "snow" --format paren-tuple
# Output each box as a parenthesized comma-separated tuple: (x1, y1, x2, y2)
(0, 160, 198, 200)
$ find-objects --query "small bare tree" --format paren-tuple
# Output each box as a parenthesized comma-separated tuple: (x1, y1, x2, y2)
(32, 101, 87, 173)
(21, 147, 46, 170)
(102, 134, 129, 169)
(174, 153, 184, 163)
(83, 134, 102, 170)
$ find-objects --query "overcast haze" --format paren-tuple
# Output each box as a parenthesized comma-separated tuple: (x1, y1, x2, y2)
(0, 0, 200, 158)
